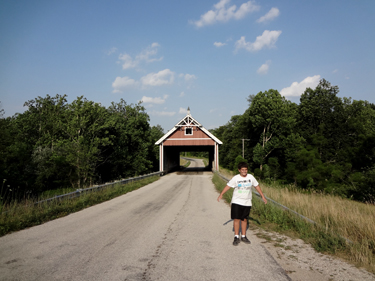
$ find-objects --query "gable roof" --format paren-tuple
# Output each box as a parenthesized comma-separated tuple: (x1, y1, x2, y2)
(155, 108, 223, 145)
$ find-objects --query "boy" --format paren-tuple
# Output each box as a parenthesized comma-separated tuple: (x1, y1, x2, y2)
(217, 162, 267, 246)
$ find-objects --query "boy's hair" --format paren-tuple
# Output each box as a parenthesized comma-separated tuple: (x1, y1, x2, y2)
(237, 162, 248, 170)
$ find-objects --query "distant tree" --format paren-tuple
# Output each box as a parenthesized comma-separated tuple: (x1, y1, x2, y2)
(248, 89, 296, 172)
(98, 100, 153, 181)
(149, 124, 164, 171)
(56, 96, 113, 188)
(298, 79, 345, 163)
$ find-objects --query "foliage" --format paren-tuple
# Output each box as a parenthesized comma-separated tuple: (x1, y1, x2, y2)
(212, 79, 375, 202)
(0, 95, 163, 201)
(233, 155, 246, 173)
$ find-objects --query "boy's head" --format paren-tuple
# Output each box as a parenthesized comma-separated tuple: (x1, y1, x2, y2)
(237, 162, 248, 170)
(237, 162, 249, 170)
(238, 162, 248, 177)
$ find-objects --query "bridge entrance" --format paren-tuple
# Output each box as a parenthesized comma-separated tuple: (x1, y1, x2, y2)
(155, 108, 222, 173)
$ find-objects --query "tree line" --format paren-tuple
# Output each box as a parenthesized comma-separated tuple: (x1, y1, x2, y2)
(211, 79, 375, 203)
(0, 95, 164, 200)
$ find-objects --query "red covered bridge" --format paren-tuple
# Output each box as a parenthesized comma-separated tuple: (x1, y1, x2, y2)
(155, 108, 222, 173)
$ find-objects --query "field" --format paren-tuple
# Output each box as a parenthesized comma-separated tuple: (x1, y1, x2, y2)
(213, 168, 375, 274)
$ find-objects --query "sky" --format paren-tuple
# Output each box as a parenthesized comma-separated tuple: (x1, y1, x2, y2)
(1, 0, 374, 132)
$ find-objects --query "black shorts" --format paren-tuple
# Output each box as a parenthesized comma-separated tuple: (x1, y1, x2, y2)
(231, 203, 251, 220)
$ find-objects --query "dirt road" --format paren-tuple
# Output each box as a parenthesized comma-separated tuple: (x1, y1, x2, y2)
(0, 159, 290, 281)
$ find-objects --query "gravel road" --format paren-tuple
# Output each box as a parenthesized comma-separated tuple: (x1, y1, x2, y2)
(0, 158, 291, 281)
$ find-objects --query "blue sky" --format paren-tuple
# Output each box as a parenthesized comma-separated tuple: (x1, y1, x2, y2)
(1, 0, 374, 132)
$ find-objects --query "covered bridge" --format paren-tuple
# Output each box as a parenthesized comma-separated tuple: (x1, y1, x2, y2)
(155, 108, 222, 173)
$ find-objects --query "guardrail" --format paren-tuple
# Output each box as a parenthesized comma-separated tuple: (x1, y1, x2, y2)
(34, 171, 164, 206)
(215, 171, 318, 225)
(215, 171, 353, 244)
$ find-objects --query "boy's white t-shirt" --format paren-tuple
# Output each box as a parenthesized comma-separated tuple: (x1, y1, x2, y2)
(227, 174, 259, 206)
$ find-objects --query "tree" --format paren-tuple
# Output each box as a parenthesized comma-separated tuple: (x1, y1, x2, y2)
(23, 95, 70, 190)
(57, 96, 113, 188)
(211, 115, 244, 170)
(149, 125, 164, 170)
(98, 100, 153, 181)
(248, 89, 297, 171)
(298, 79, 345, 163)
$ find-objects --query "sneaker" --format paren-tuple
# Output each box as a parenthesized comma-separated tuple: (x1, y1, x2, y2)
(233, 237, 240, 246)
(241, 236, 251, 244)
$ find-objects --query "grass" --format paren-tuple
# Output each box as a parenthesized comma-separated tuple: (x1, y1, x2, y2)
(181, 155, 209, 167)
(0, 175, 160, 237)
(212, 169, 375, 274)
(38, 187, 77, 200)
(180, 157, 190, 167)
(259, 182, 375, 272)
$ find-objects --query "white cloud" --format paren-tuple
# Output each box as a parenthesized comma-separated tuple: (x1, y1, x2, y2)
(118, 42, 162, 69)
(112, 69, 176, 92)
(141, 95, 168, 104)
(214, 42, 226, 47)
(179, 107, 188, 114)
(136, 42, 163, 63)
(257, 60, 271, 74)
(180, 92, 185, 97)
(118, 53, 137, 69)
(183, 74, 197, 81)
(235, 30, 282, 52)
(112, 76, 138, 93)
(106, 47, 117, 55)
(149, 110, 176, 117)
(280, 75, 321, 97)
(256, 7, 280, 23)
(332, 69, 338, 73)
(190, 0, 260, 28)
(141, 69, 175, 86)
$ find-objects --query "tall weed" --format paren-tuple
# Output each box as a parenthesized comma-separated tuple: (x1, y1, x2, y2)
(212, 173, 375, 273)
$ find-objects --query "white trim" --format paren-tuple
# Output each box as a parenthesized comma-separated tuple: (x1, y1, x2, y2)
(184, 127, 193, 135)
(155, 111, 223, 145)
(165, 138, 212, 141)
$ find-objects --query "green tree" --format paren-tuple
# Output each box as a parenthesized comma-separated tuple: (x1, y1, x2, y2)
(98, 100, 153, 181)
(211, 115, 244, 170)
(233, 155, 246, 173)
(57, 96, 112, 188)
(298, 79, 345, 163)
(249, 89, 297, 172)
(23, 95, 70, 190)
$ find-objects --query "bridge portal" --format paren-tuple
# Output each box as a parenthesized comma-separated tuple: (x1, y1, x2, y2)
(155, 108, 222, 173)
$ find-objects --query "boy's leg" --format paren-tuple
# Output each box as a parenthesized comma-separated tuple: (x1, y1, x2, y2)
(240, 218, 247, 236)
(233, 219, 240, 236)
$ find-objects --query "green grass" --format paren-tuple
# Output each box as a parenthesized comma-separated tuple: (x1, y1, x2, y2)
(181, 155, 209, 167)
(180, 157, 191, 168)
(0, 176, 160, 237)
(39, 187, 77, 200)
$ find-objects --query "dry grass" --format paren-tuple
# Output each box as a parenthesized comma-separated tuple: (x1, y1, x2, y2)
(214, 165, 375, 272)
(217, 167, 235, 179)
(260, 183, 375, 272)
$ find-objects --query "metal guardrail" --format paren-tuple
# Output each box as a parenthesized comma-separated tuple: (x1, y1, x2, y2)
(215, 172, 318, 225)
(215, 171, 353, 244)
(34, 171, 164, 206)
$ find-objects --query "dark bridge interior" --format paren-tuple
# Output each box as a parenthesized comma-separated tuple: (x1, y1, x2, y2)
(163, 145, 215, 173)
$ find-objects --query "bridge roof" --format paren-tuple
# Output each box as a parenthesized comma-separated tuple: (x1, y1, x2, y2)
(155, 108, 223, 145)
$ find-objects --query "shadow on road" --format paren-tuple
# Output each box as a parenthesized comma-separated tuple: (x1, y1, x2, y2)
(176, 166, 212, 175)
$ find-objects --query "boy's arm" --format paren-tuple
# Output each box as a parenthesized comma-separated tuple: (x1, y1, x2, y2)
(217, 185, 231, 202)
(254, 185, 267, 204)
